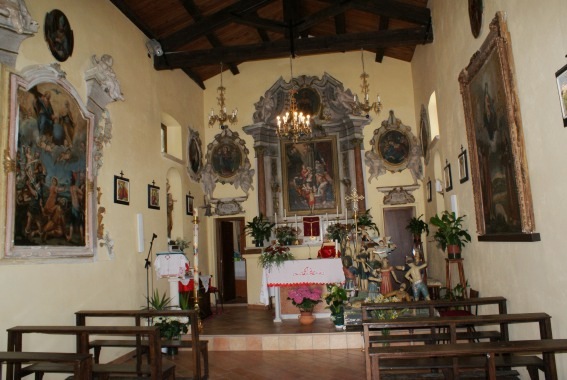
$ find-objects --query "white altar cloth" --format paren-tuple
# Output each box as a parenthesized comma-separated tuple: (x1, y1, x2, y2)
(260, 259, 345, 321)
(154, 252, 189, 278)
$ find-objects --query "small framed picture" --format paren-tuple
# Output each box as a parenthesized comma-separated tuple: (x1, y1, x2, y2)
(444, 160, 453, 192)
(114, 175, 130, 205)
(458, 147, 469, 184)
(427, 179, 432, 202)
(186, 194, 194, 216)
(555, 63, 567, 127)
(148, 184, 160, 210)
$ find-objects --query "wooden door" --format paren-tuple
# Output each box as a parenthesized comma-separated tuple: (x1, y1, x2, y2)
(383, 207, 415, 286)
(215, 217, 246, 303)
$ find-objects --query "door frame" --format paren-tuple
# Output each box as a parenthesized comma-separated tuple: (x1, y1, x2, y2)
(214, 217, 246, 301)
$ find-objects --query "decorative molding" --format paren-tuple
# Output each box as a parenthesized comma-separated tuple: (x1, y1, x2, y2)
(0, 0, 38, 67)
(365, 110, 423, 184)
(376, 185, 420, 205)
(214, 198, 246, 216)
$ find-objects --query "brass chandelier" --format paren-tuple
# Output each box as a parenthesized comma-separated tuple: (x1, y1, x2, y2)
(352, 49, 383, 117)
(208, 62, 238, 129)
(276, 56, 312, 142)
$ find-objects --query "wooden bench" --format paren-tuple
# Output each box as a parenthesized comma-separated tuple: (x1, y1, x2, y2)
(363, 312, 554, 380)
(6, 325, 171, 380)
(0, 352, 92, 380)
(362, 296, 508, 319)
(369, 339, 567, 380)
(75, 309, 205, 379)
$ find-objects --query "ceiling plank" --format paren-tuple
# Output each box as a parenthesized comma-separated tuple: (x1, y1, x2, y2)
(109, 0, 156, 38)
(155, 27, 433, 69)
(181, 0, 240, 76)
(350, 0, 430, 26)
(161, 0, 276, 51)
(295, 1, 355, 34)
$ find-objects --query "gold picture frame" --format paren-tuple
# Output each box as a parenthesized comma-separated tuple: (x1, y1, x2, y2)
(458, 12, 539, 241)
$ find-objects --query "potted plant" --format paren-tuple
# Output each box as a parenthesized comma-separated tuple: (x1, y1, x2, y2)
(287, 286, 323, 325)
(324, 284, 348, 328)
(244, 213, 275, 247)
(405, 214, 429, 243)
(274, 225, 298, 245)
(258, 241, 295, 271)
(145, 289, 172, 310)
(429, 211, 472, 259)
(356, 209, 380, 239)
(326, 223, 351, 255)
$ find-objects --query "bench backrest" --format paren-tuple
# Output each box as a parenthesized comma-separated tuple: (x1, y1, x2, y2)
(361, 296, 507, 319)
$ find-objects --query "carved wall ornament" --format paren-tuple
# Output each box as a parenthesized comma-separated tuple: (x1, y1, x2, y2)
(187, 127, 203, 182)
(366, 110, 423, 184)
(377, 185, 420, 206)
(0, 0, 38, 66)
(215, 198, 245, 216)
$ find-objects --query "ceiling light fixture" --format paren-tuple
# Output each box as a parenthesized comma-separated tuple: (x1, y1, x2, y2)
(352, 49, 382, 117)
(276, 56, 311, 142)
(208, 62, 237, 129)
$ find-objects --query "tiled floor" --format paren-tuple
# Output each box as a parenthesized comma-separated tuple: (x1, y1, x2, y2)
(158, 306, 366, 379)
(200, 305, 363, 351)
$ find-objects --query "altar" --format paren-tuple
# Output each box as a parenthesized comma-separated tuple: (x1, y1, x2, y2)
(260, 258, 345, 322)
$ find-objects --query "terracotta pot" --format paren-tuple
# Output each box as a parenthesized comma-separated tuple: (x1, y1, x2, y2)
(447, 244, 461, 259)
(298, 311, 315, 325)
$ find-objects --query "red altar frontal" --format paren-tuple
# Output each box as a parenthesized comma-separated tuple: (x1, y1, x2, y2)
(260, 258, 345, 322)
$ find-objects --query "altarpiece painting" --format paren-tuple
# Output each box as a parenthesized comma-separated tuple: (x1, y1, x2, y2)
(3, 65, 95, 259)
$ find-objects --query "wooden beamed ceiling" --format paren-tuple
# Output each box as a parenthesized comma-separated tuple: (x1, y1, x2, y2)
(110, 0, 433, 89)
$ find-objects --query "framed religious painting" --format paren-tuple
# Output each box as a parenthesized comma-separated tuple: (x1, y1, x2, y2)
(554, 62, 567, 127)
(444, 160, 453, 192)
(3, 65, 95, 260)
(459, 12, 539, 241)
(458, 146, 469, 183)
(44, 9, 74, 62)
(186, 194, 194, 216)
(281, 136, 339, 216)
(186, 127, 203, 182)
(148, 183, 160, 210)
(114, 175, 130, 205)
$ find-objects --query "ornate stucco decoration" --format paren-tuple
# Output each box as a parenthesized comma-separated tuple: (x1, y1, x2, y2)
(377, 185, 420, 205)
(253, 72, 356, 127)
(365, 110, 423, 184)
(201, 127, 253, 211)
(0, 0, 38, 67)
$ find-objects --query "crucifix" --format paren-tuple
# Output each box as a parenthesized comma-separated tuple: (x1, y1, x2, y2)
(345, 188, 365, 256)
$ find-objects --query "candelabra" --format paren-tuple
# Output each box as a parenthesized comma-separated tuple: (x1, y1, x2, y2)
(208, 62, 237, 129)
(352, 49, 383, 117)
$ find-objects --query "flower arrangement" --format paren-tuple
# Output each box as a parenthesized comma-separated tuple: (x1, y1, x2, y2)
(287, 286, 323, 312)
(274, 225, 298, 245)
(258, 241, 294, 270)
(171, 237, 191, 251)
(368, 294, 409, 344)
(153, 316, 188, 340)
(326, 223, 351, 243)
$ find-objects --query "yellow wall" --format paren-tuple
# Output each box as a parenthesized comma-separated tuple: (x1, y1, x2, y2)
(0, 0, 206, 359)
(412, 0, 567, 375)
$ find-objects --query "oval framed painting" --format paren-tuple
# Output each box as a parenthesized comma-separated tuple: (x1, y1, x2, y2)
(44, 9, 74, 62)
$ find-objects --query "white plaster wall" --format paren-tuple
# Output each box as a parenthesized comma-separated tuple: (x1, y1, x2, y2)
(412, 0, 567, 375)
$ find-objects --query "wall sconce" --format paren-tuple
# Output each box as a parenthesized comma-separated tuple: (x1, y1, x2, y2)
(435, 178, 444, 195)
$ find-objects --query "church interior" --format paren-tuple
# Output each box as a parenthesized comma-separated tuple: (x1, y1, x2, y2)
(1, 0, 567, 379)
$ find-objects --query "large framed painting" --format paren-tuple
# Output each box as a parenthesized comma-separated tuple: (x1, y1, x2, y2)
(3, 65, 95, 259)
(459, 12, 539, 242)
(554, 63, 567, 127)
(281, 136, 339, 216)
(186, 127, 202, 182)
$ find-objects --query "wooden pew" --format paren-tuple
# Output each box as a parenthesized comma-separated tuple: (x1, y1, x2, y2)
(362, 312, 554, 380)
(6, 325, 173, 380)
(361, 296, 508, 319)
(0, 352, 92, 380)
(369, 339, 567, 380)
(75, 309, 205, 379)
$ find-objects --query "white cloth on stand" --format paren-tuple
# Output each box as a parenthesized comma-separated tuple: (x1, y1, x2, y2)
(154, 253, 189, 278)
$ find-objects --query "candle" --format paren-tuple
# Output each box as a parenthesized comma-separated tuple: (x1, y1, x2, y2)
(284, 209, 287, 219)
(274, 212, 278, 226)
(193, 209, 199, 296)
(326, 213, 328, 224)
(295, 214, 298, 230)
(336, 205, 339, 215)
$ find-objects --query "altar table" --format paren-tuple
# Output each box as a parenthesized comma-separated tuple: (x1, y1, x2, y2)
(260, 258, 344, 322)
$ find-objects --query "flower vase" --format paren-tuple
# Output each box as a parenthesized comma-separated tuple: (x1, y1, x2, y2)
(298, 310, 315, 325)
